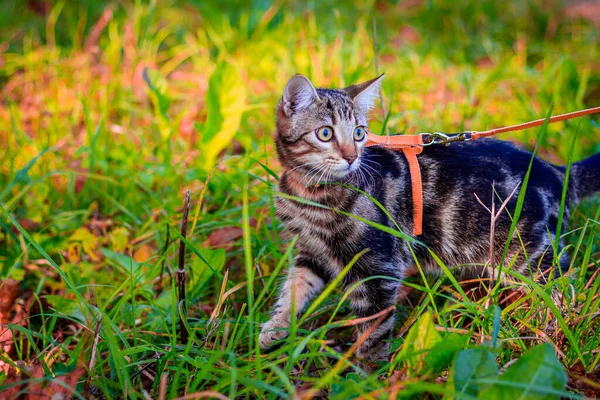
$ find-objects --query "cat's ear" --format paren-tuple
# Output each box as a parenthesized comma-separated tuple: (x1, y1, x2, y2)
(344, 74, 384, 114)
(282, 74, 320, 116)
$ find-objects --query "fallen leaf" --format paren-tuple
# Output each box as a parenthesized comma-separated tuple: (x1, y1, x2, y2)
(69, 227, 100, 261)
(2, 363, 85, 400)
(133, 244, 154, 263)
(66, 242, 81, 264)
(109, 227, 130, 253)
(0, 279, 20, 370)
(0, 279, 31, 376)
(207, 226, 243, 248)
(27, 365, 85, 400)
(0, 278, 19, 323)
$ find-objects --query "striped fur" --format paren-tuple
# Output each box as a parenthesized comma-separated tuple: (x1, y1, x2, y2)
(259, 74, 600, 360)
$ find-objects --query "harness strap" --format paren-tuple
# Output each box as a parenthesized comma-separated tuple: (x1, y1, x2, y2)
(366, 133, 424, 236)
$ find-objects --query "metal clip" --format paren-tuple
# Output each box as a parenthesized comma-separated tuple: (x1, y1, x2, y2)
(422, 132, 450, 146)
(423, 131, 474, 146)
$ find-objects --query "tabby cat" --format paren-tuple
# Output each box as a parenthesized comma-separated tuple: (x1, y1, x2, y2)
(259, 74, 600, 360)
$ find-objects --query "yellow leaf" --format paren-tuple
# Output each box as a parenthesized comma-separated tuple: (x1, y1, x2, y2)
(69, 228, 99, 261)
(109, 227, 130, 253)
(67, 242, 81, 263)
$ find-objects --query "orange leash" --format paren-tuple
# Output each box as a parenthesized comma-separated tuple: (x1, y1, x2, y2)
(366, 106, 600, 236)
(470, 106, 600, 140)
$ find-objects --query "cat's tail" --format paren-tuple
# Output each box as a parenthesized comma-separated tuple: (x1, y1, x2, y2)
(572, 153, 600, 199)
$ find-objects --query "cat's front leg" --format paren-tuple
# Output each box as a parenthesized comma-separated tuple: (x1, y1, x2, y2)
(349, 278, 400, 361)
(259, 263, 325, 349)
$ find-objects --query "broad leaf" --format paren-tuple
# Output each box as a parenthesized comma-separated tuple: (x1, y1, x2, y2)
(45, 295, 87, 323)
(450, 348, 498, 398)
(101, 248, 143, 277)
(398, 311, 442, 376)
(479, 344, 567, 400)
(425, 332, 468, 375)
(201, 61, 246, 169)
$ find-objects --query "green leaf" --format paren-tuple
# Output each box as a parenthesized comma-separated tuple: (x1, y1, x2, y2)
(450, 348, 499, 398)
(143, 67, 171, 138)
(45, 295, 87, 323)
(101, 248, 143, 276)
(398, 311, 442, 377)
(201, 61, 246, 169)
(330, 373, 378, 399)
(479, 344, 567, 400)
(424, 333, 468, 375)
(188, 247, 226, 297)
(143, 67, 171, 117)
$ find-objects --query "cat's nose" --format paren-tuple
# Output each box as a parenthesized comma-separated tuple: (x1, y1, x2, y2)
(345, 155, 357, 165)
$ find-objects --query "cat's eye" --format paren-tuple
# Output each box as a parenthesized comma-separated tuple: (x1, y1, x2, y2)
(354, 126, 367, 141)
(316, 126, 334, 142)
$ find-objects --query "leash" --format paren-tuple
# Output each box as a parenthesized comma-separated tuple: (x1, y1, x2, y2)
(365, 106, 600, 236)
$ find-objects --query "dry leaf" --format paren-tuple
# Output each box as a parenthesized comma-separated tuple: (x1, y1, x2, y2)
(0, 279, 19, 323)
(3, 363, 85, 400)
(66, 242, 81, 264)
(27, 365, 85, 400)
(133, 244, 154, 263)
(207, 226, 244, 248)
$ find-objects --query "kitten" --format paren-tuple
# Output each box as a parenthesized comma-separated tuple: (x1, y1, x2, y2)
(259, 74, 600, 360)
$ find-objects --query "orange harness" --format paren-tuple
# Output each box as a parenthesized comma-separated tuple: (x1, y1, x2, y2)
(365, 106, 600, 236)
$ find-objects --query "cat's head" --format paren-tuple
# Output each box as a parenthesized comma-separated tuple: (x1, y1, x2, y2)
(275, 74, 383, 185)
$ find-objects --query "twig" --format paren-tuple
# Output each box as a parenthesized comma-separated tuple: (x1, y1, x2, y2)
(157, 223, 170, 297)
(84, 314, 102, 395)
(333, 305, 395, 327)
(178, 190, 191, 345)
(473, 181, 521, 308)
(158, 373, 168, 400)
(172, 392, 230, 400)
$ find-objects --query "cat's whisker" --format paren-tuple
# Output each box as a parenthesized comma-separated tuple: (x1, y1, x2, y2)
(312, 166, 330, 194)
(305, 165, 325, 188)
(288, 161, 321, 174)
(362, 160, 383, 178)
(301, 165, 322, 186)
(360, 168, 373, 189)
(362, 157, 382, 170)
(361, 163, 379, 187)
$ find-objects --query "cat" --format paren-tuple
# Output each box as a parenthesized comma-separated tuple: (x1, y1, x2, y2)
(258, 74, 600, 360)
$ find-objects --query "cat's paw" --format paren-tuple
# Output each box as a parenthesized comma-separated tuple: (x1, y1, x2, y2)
(259, 317, 289, 349)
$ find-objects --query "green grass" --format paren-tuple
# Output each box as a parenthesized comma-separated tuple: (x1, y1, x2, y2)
(0, 0, 599, 398)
